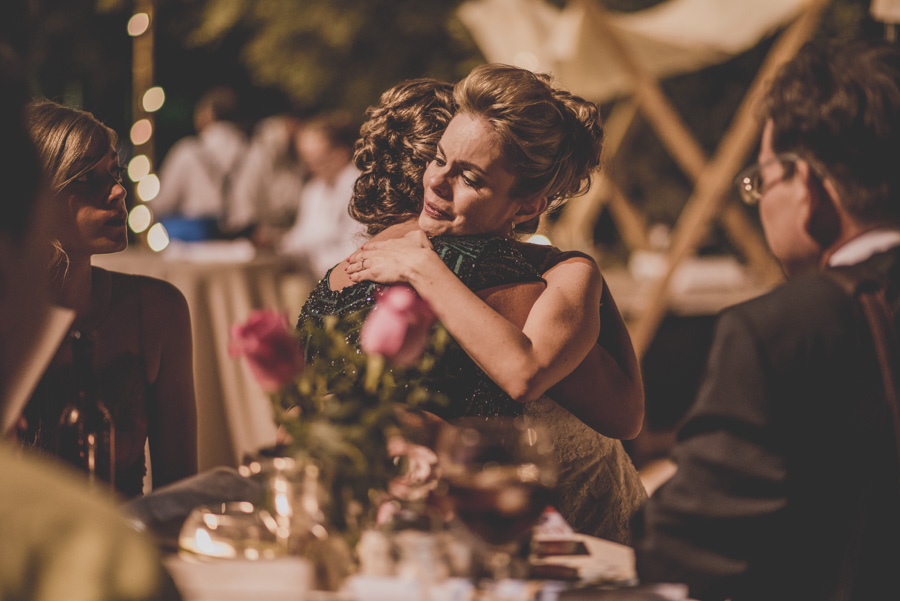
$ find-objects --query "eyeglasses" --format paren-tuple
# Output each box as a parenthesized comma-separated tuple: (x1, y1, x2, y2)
(733, 153, 801, 205)
(64, 165, 127, 197)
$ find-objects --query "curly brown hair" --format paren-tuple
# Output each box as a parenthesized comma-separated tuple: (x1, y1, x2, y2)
(349, 78, 455, 236)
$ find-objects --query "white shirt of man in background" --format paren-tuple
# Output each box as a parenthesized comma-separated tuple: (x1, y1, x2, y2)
(228, 115, 306, 235)
(279, 124, 365, 277)
(153, 120, 248, 222)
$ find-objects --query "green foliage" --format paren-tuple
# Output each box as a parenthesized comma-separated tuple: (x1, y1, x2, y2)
(19, 0, 884, 258)
(275, 310, 448, 530)
(190, 0, 483, 115)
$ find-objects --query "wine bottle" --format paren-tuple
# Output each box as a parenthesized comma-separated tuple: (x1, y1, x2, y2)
(56, 330, 116, 491)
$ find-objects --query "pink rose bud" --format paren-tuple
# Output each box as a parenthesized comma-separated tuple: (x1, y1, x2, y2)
(229, 310, 304, 392)
(359, 285, 435, 366)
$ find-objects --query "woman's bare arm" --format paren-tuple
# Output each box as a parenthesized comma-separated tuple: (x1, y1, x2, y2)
(142, 279, 198, 487)
(343, 224, 643, 438)
(546, 273, 644, 439)
(348, 231, 601, 404)
(473, 260, 643, 438)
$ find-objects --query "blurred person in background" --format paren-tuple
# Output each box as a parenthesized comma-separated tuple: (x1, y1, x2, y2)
(633, 40, 900, 601)
(0, 43, 181, 601)
(279, 110, 366, 276)
(229, 113, 307, 245)
(18, 99, 198, 498)
(153, 86, 249, 237)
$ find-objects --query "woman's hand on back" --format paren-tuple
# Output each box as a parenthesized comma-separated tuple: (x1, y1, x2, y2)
(346, 230, 436, 284)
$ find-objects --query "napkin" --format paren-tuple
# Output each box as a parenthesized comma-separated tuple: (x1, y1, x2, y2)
(124, 467, 265, 549)
(164, 556, 312, 601)
(345, 576, 473, 601)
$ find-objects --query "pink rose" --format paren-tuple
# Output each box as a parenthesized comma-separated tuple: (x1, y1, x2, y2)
(229, 310, 304, 392)
(359, 285, 436, 367)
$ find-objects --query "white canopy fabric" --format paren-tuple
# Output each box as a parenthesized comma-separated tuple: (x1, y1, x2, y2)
(871, 0, 900, 23)
(458, 0, 815, 102)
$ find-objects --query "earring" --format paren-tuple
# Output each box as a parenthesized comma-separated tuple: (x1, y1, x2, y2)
(511, 219, 517, 232)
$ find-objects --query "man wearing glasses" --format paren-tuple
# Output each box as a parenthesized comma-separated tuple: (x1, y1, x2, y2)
(632, 40, 900, 601)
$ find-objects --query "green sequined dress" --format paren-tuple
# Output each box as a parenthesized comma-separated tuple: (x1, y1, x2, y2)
(297, 234, 646, 543)
(297, 235, 542, 418)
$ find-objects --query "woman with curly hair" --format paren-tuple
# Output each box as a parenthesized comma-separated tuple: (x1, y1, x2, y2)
(349, 78, 457, 236)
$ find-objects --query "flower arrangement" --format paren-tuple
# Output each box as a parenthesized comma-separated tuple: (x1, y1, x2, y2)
(229, 285, 448, 533)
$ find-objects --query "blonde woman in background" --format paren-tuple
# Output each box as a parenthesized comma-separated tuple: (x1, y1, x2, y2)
(18, 100, 198, 497)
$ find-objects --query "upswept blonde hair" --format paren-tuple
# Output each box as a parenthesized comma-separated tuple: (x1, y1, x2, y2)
(24, 100, 119, 283)
(25, 100, 118, 193)
(454, 64, 604, 234)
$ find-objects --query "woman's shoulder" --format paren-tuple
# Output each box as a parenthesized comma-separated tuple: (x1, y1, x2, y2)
(509, 240, 596, 274)
(106, 270, 186, 302)
(103, 269, 189, 324)
(298, 268, 378, 329)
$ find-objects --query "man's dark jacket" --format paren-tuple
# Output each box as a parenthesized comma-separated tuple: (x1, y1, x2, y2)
(633, 245, 900, 601)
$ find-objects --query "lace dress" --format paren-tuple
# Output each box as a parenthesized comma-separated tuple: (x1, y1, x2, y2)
(298, 235, 646, 542)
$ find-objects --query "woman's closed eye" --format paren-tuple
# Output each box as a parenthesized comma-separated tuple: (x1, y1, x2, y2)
(461, 172, 481, 188)
(71, 165, 125, 191)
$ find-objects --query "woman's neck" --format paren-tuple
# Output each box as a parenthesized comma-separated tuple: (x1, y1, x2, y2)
(55, 255, 110, 331)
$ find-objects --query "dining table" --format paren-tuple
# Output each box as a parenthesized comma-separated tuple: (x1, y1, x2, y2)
(159, 526, 683, 601)
(126, 467, 688, 601)
(93, 241, 315, 472)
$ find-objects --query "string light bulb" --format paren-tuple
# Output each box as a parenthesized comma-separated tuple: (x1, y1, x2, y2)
(128, 155, 151, 182)
(136, 174, 160, 201)
(128, 205, 153, 233)
(127, 13, 150, 37)
(147, 223, 169, 252)
(130, 119, 153, 146)
(142, 87, 165, 112)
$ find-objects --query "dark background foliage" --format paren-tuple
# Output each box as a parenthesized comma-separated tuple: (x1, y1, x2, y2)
(2, 0, 887, 248)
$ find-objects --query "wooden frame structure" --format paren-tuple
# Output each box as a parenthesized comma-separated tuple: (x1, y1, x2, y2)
(546, 0, 831, 358)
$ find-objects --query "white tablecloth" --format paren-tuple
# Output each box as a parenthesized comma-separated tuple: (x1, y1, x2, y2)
(93, 246, 300, 471)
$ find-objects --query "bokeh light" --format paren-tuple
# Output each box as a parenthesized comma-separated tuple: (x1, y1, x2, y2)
(147, 223, 169, 252)
(137, 174, 160, 201)
(128, 205, 153, 233)
(130, 119, 153, 146)
(142, 87, 166, 112)
(513, 51, 540, 72)
(128, 155, 151, 182)
(127, 13, 150, 37)
(527, 234, 552, 246)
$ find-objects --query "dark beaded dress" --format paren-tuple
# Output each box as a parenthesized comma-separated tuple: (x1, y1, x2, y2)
(297, 234, 647, 543)
(296, 234, 543, 419)
(19, 274, 152, 498)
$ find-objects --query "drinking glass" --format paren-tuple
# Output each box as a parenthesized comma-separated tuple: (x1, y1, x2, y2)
(178, 502, 284, 560)
(434, 417, 557, 583)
